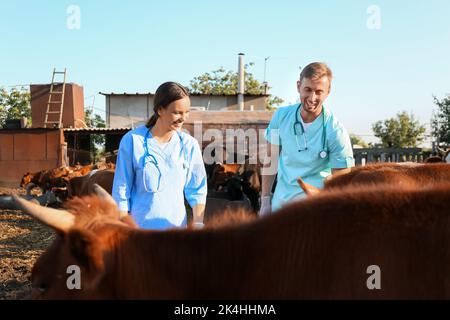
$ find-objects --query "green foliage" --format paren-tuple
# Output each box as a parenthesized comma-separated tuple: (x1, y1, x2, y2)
(85, 108, 105, 129)
(188, 64, 284, 110)
(85, 108, 106, 162)
(350, 134, 369, 148)
(372, 111, 426, 148)
(431, 95, 450, 145)
(0, 87, 31, 127)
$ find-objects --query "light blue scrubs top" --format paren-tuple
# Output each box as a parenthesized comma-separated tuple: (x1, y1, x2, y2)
(112, 125, 207, 229)
(264, 104, 354, 211)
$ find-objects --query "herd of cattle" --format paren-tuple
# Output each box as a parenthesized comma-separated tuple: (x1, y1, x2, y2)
(19, 159, 262, 218)
(9, 147, 450, 299)
(20, 162, 116, 206)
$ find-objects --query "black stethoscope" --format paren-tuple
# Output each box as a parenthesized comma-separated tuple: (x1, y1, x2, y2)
(293, 103, 328, 159)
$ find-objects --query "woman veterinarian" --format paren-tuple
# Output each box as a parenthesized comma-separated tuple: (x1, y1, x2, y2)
(112, 82, 207, 229)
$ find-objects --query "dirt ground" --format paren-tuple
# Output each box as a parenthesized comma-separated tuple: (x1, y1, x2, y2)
(0, 187, 54, 300)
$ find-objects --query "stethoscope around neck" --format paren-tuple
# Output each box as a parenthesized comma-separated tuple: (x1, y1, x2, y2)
(142, 128, 189, 192)
(293, 104, 328, 159)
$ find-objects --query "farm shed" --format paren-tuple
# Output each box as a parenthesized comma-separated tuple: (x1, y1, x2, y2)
(63, 127, 131, 165)
(0, 128, 65, 187)
(30, 83, 85, 128)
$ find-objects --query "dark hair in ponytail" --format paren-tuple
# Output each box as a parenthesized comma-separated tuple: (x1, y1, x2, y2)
(146, 82, 189, 128)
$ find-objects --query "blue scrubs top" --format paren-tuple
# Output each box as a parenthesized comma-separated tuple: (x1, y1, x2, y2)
(264, 104, 354, 211)
(112, 125, 207, 229)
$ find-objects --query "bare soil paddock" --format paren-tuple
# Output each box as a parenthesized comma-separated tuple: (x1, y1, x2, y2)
(0, 187, 54, 300)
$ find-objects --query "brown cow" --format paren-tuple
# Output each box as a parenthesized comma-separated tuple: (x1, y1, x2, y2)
(298, 163, 450, 196)
(20, 170, 42, 188)
(94, 162, 116, 171)
(205, 196, 252, 221)
(72, 164, 95, 176)
(67, 169, 115, 197)
(208, 163, 242, 191)
(12, 183, 450, 299)
(21, 166, 73, 195)
(424, 147, 450, 163)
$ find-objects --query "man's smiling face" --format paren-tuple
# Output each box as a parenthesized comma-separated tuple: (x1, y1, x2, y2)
(297, 76, 331, 120)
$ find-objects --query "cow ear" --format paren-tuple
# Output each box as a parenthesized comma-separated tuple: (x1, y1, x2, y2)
(297, 177, 321, 196)
(67, 229, 105, 286)
(120, 215, 139, 228)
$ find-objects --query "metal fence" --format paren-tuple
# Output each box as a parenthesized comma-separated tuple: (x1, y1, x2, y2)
(353, 148, 433, 165)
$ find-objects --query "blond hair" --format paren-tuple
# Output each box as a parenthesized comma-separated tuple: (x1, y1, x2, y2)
(300, 62, 333, 83)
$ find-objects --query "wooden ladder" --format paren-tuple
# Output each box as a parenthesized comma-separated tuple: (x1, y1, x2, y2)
(44, 68, 67, 128)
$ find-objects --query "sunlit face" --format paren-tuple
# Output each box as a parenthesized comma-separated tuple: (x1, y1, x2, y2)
(157, 97, 191, 131)
(297, 77, 331, 118)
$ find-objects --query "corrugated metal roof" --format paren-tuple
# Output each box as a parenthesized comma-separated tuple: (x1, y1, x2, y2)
(63, 127, 131, 133)
(99, 92, 269, 97)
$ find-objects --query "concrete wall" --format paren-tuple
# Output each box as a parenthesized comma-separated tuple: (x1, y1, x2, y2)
(105, 94, 268, 128)
(107, 95, 152, 128)
(183, 111, 273, 164)
(0, 129, 64, 186)
(190, 95, 265, 111)
(224, 96, 267, 111)
(190, 96, 228, 110)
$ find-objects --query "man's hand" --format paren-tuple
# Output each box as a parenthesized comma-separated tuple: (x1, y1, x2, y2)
(259, 196, 272, 216)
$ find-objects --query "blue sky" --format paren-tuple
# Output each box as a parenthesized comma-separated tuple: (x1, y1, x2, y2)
(1, 0, 450, 145)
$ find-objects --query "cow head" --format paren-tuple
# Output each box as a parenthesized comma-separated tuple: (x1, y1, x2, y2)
(437, 147, 450, 163)
(20, 172, 32, 187)
(13, 185, 134, 299)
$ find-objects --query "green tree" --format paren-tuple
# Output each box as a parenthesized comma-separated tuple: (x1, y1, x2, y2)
(350, 134, 369, 148)
(85, 108, 106, 162)
(431, 95, 450, 146)
(372, 111, 426, 148)
(188, 64, 284, 110)
(0, 87, 31, 127)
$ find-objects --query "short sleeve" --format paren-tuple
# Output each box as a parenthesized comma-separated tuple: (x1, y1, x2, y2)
(184, 139, 207, 207)
(264, 109, 282, 145)
(328, 125, 355, 168)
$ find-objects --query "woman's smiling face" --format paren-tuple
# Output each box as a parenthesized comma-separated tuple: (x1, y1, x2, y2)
(157, 96, 191, 131)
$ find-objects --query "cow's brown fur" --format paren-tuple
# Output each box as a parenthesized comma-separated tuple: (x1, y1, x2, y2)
(209, 163, 242, 190)
(324, 163, 450, 191)
(203, 207, 256, 228)
(29, 182, 450, 299)
(424, 148, 450, 163)
(20, 170, 42, 188)
(425, 156, 445, 163)
(67, 170, 115, 197)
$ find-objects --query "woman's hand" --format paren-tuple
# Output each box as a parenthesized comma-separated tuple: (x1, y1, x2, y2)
(192, 204, 205, 228)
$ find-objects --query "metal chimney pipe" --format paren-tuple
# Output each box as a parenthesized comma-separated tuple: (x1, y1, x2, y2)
(237, 53, 245, 111)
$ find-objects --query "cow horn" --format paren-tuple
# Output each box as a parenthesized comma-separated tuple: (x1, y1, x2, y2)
(12, 194, 75, 232)
(437, 146, 446, 156)
(92, 184, 126, 218)
(297, 177, 321, 196)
